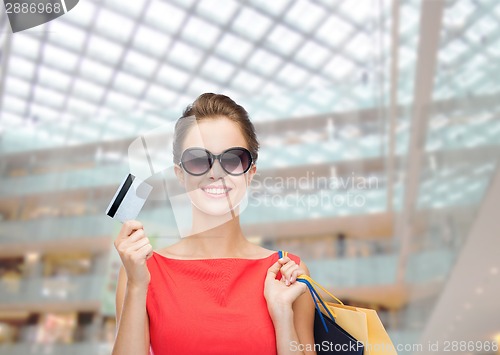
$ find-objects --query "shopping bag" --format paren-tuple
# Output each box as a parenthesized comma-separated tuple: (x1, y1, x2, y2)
(277, 251, 397, 355)
(296, 273, 397, 355)
(278, 251, 363, 354)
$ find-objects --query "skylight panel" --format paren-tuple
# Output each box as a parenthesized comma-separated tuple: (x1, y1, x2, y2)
(105, 91, 136, 111)
(30, 103, 59, 120)
(95, 8, 135, 44)
(33, 86, 65, 108)
(324, 56, 356, 80)
(187, 77, 220, 96)
(2, 112, 23, 126)
(72, 79, 105, 102)
(232, 7, 273, 41)
(181, 16, 220, 49)
(448, 0, 476, 24)
(284, 1, 325, 33)
(265, 25, 303, 56)
(43, 44, 79, 72)
(259, 81, 282, 96)
(11, 34, 40, 60)
(87, 35, 124, 65)
(196, 0, 239, 26)
(339, 1, 372, 24)
(466, 14, 497, 40)
(71, 122, 99, 139)
(123, 50, 157, 77)
(144, 84, 177, 106)
(3, 94, 26, 115)
(131, 26, 172, 58)
(145, 0, 186, 34)
(38, 66, 72, 92)
(442, 39, 468, 64)
(315, 16, 354, 47)
(307, 88, 335, 107)
(8, 56, 36, 81)
(276, 63, 309, 88)
(157, 65, 190, 90)
(105, 0, 145, 18)
(246, 48, 282, 76)
(266, 94, 295, 113)
(345, 33, 372, 60)
(168, 41, 203, 71)
(114, 72, 147, 96)
(230, 70, 264, 94)
(67, 97, 98, 117)
(5, 77, 30, 99)
(168, 0, 196, 9)
(79, 58, 114, 86)
(106, 117, 136, 134)
(307, 75, 330, 88)
(62, 0, 95, 27)
(250, 0, 292, 17)
(200, 57, 235, 83)
(49, 21, 87, 53)
(294, 41, 331, 69)
(399, 4, 418, 35)
(214, 32, 253, 63)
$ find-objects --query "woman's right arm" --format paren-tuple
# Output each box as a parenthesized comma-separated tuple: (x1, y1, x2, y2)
(112, 220, 153, 355)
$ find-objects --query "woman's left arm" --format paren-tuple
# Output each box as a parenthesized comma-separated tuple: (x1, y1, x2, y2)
(292, 261, 316, 354)
(265, 258, 317, 355)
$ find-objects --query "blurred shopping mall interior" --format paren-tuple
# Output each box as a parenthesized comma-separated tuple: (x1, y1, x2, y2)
(0, 0, 499, 354)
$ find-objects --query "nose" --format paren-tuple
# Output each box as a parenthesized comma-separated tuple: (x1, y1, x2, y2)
(208, 158, 227, 180)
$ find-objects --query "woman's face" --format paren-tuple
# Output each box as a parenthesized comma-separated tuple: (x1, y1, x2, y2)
(174, 117, 256, 217)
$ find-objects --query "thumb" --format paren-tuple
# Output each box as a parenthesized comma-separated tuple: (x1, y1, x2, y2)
(266, 260, 282, 281)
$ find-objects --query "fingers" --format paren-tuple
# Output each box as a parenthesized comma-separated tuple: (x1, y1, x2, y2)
(114, 221, 152, 262)
(119, 220, 143, 239)
(136, 243, 153, 261)
(278, 257, 305, 286)
(266, 260, 282, 281)
(124, 228, 147, 246)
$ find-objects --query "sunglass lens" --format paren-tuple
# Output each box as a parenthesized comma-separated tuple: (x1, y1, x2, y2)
(222, 149, 251, 175)
(182, 149, 211, 175)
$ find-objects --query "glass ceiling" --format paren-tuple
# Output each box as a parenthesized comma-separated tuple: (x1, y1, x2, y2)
(0, 0, 396, 152)
(0, 0, 498, 156)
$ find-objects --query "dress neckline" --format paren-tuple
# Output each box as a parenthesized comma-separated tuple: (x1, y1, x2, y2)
(153, 250, 278, 262)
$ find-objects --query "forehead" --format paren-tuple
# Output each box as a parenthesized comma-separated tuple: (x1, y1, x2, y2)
(183, 117, 248, 152)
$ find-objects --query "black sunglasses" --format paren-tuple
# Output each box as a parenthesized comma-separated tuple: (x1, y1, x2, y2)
(179, 147, 254, 176)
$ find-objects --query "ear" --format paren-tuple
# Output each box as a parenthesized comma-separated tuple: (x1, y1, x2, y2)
(174, 164, 185, 186)
(246, 164, 257, 186)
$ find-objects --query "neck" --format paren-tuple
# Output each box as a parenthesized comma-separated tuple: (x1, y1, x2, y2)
(185, 207, 249, 258)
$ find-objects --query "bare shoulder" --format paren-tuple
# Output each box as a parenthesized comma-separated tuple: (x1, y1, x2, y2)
(155, 241, 186, 258)
(245, 244, 276, 258)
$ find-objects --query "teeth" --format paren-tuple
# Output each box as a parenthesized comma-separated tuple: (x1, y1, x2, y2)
(203, 188, 229, 195)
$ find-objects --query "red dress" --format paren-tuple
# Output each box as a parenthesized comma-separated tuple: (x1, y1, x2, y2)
(146, 250, 301, 355)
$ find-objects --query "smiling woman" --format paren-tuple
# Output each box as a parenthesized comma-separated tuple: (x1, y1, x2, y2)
(112, 93, 317, 355)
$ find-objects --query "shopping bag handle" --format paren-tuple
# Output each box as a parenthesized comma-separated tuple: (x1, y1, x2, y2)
(277, 251, 344, 306)
(278, 250, 340, 333)
(297, 274, 344, 306)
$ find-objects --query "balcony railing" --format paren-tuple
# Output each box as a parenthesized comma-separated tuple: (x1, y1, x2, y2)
(304, 248, 454, 287)
(0, 189, 389, 244)
(0, 275, 105, 305)
(0, 342, 112, 355)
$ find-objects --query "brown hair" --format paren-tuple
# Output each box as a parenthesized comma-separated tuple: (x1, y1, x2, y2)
(172, 93, 259, 164)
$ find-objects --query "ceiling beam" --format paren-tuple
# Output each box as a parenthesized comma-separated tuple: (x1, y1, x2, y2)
(395, 0, 445, 283)
(386, 0, 400, 211)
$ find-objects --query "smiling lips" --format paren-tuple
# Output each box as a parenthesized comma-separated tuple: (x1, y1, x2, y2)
(201, 185, 232, 197)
